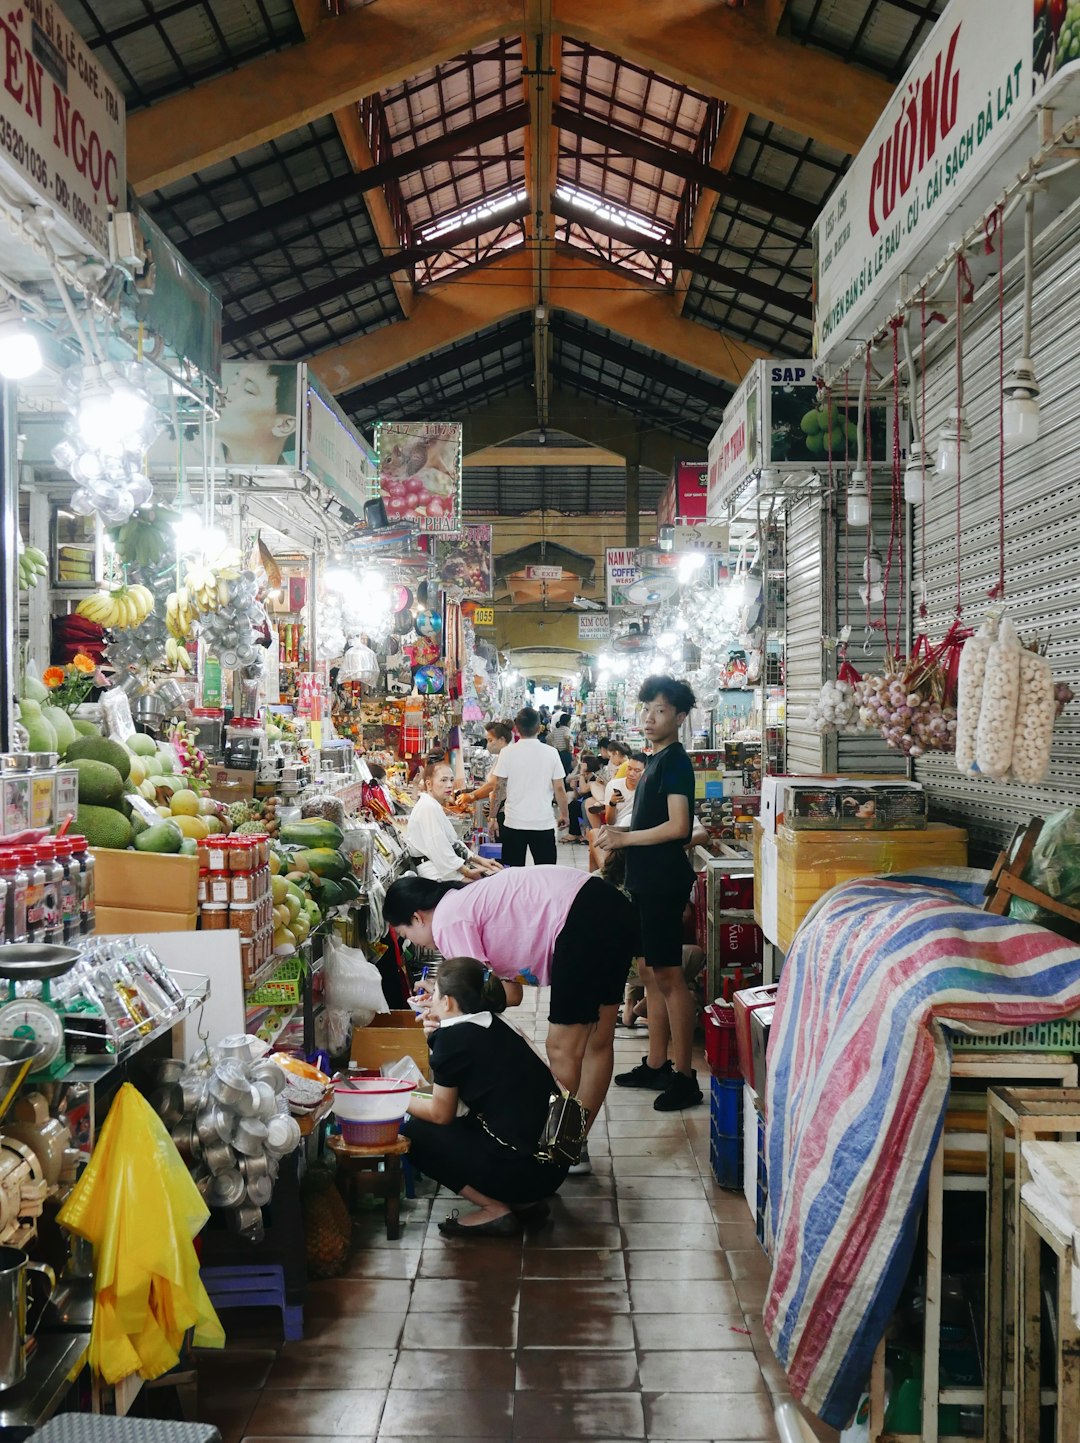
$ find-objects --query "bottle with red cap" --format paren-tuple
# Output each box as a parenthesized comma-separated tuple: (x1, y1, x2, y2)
(0, 850, 28, 943)
(36, 842, 64, 946)
(22, 848, 45, 943)
(53, 839, 82, 944)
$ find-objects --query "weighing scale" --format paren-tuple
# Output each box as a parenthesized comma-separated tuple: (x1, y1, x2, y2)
(0, 946, 81, 1083)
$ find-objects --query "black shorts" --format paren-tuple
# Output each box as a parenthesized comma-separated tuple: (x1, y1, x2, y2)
(549, 877, 639, 1026)
(630, 885, 694, 969)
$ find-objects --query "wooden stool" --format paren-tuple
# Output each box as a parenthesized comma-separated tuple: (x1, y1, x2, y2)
(329, 1134, 411, 1240)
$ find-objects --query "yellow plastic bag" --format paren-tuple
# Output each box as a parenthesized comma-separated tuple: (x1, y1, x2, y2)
(58, 1082, 224, 1383)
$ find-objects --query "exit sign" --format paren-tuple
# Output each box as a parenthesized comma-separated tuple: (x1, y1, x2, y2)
(525, 565, 562, 581)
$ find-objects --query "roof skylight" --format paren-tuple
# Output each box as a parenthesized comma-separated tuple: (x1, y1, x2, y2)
(421, 188, 528, 242)
(555, 183, 667, 242)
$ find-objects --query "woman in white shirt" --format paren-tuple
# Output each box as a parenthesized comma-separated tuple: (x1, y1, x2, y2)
(406, 762, 501, 882)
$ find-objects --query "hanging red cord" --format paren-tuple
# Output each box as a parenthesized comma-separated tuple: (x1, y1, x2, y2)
(986, 206, 1007, 600)
(919, 288, 928, 620)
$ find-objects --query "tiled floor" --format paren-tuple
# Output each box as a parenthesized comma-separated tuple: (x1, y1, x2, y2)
(192, 846, 831, 1443)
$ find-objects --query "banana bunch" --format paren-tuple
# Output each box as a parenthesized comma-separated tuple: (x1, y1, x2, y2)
(166, 587, 194, 640)
(114, 508, 177, 569)
(76, 584, 155, 630)
(184, 563, 232, 613)
(18, 546, 48, 590)
(165, 637, 193, 673)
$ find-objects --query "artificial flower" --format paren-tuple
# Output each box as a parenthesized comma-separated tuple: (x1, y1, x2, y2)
(72, 652, 96, 674)
(43, 666, 65, 688)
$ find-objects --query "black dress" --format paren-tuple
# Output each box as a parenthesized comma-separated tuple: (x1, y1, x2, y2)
(403, 1016, 568, 1204)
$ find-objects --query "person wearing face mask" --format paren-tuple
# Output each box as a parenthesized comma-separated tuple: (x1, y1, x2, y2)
(404, 956, 571, 1236)
(406, 761, 501, 882)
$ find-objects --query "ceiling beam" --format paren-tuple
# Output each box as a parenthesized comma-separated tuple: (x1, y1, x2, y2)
(550, 196, 812, 319)
(339, 318, 534, 414)
(550, 315, 724, 407)
(553, 105, 818, 230)
(466, 445, 626, 467)
(221, 198, 531, 344)
(523, 3, 558, 430)
(126, 0, 521, 193)
(182, 102, 531, 266)
(553, 0, 891, 155)
(675, 1, 788, 315)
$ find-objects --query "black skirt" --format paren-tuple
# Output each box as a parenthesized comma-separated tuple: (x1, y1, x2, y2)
(403, 1114, 568, 1204)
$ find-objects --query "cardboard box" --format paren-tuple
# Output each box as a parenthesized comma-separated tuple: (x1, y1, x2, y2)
(208, 766, 256, 803)
(760, 774, 924, 834)
(750, 1004, 775, 1101)
(734, 983, 779, 1088)
(786, 782, 927, 831)
(351, 1012, 431, 1081)
(95, 906, 198, 934)
(752, 821, 780, 945)
(91, 849, 199, 913)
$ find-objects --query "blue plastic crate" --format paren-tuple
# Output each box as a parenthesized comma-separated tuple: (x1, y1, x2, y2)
(477, 843, 502, 860)
(710, 1132, 743, 1189)
(710, 1075, 743, 1135)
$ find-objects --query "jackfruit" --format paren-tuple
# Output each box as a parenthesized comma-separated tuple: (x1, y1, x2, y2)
(64, 736, 132, 781)
(75, 804, 133, 849)
(71, 758, 125, 808)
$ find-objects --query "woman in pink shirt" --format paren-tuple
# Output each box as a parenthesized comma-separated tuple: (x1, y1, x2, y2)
(385, 867, 638, 1162)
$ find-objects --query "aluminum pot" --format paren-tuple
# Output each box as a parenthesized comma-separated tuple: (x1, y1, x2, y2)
(224, 1202, 264, 1235)
(0, 1247, 54, 1391)
(245, 1174, 273, 1208)
(170, 1123, 196, 1165)
(254, 1082, 277, 1120)
(265, 1114, 301, 1156)
(251, 1059, 286, 1095)
(209, 1062, 250, 1109)
(232, 1118, 268, 1156)
(206, 1169, 245, 1208)
(154, 1058, 186, 1086)
(180, 1072, 207, 1112)
(239, 1154, 270, 1185)
(201, 1138, 234, 1176)
(232, 1084, 261, 1119)
(150, 1085, 183, 1129)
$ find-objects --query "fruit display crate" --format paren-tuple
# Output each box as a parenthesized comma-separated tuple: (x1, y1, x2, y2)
(248, 956, 305, 1006)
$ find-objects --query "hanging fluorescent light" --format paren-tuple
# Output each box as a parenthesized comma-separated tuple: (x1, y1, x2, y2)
(0, 309, 42, 380)
(77, 363, 150, 453)
(903, 441, 928, 507)
(935, 407, 972, 481)
(1002, 358, 1040, 448)
(678, 552, 707, 582)
(846, 469, 870, 527)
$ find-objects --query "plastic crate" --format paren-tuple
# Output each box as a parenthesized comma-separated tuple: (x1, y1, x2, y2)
(247, 956, 304, 1005)
(950, 1020, 1080, 1052)
(704, 1003, 741, 1079)
(710, 1128, 743, 1189)
(710, 1074, 743, 1135)
(477, 842, 502, 860)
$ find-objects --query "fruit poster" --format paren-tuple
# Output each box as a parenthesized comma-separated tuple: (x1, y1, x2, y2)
(438, 524, 493, 597)
(375, 421, 462, 534)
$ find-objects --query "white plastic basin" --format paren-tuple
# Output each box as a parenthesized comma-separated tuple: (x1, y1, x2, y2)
(333, 1077, 417, 1123)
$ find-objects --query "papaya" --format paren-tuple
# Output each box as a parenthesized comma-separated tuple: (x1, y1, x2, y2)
(336, 875, 361, 900)
(293, 847, 348, 882)
(279, 818, 344, 850)
(316, 879, 344, 907)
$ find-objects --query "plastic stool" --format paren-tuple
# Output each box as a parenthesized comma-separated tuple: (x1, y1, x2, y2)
(329, 1134, 410, 1239)
(200, 1263, 303, 1342)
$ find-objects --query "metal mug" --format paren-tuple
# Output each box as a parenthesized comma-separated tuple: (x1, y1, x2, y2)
(0, 1246, 55, 1390)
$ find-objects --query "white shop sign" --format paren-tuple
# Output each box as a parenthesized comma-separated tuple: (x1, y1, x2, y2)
(673, 521, 729, 555)
(302, 374, 376, 511)
(814, 0, 1034, 362)
(578, 613, 610, 640)
(0, 2, 125, 260)
(706, 366, 760, 520)
(525, 564, 563, 581)
(605, 547, 641, 608)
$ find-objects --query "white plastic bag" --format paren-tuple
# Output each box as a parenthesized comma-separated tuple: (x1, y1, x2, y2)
(323, 935, 389, 1021)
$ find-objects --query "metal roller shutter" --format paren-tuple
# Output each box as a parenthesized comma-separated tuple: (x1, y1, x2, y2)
(912, 197, 1080, 862)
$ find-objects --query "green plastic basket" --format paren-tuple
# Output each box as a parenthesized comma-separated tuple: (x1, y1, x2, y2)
(950, 1019, 1080, 1052)
(248, 956, 304, 1005)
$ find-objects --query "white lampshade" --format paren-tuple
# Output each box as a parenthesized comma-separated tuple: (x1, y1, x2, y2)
(846, 469, 870, 527)
(935, 407, 972, 480)
(1002, 359, 1041, 448)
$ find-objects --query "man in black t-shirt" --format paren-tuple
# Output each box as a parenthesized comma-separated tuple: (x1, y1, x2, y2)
(598, 674, 703, 1112)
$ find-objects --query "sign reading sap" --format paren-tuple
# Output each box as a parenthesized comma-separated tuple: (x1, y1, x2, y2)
(770, 367, 809, 384)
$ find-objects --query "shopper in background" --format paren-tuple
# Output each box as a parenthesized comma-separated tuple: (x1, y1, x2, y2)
(599, 674, 703, 1112)
(481, 720, 512, 840)
(460, 706, 568, 867)
(386, 866, 639, 1173)
(403, 957, 569, 1237)
(406, 761, 501, 882)
(588, 752, 646, 873)
(567, 753, 602, 841)
(591, 739, 629, 806)
(549, 712, 574, 773)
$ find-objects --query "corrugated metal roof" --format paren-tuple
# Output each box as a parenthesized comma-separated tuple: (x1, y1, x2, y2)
(464, 464, 666, 515)
(787, 0, 946, 79)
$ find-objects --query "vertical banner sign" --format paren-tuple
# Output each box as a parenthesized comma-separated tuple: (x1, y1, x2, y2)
(303, 375, 377, 510)
(707, 368, 759, 519)
(606, 547, 642, 608)
(0, 3, 126, 260)
(375, 421, 462, 534)
(814, 0, 1037, 362)
(438, 524, 494, 597)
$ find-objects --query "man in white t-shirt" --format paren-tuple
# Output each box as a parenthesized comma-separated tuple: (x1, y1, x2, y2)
(603, 753, 645, 826)
(488, 705, 569, 866)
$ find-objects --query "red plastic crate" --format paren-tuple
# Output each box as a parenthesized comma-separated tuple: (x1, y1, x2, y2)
(713, 919, 763, 967)
(715, 872, 755, 909)
(704, 1001, 741, 1079)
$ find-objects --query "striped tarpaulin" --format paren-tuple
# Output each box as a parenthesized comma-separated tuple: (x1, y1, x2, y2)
(764, 879, 1080, 1426)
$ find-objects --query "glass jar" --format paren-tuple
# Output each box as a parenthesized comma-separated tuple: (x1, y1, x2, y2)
(200, 903, 229, 930)
(197, 871, 209, 906)
(230, 870, 257, 904)
(20, 848, 45, 943)
(35, 843, 64, 946)
(229, 837, 256, 873)
(207, 871, 231, 905)
(0, 850, 28, 943)
(53, 839, 82, 943)
(200, 838, 230, 874)
(228, 901, 259, 936)
(67, 836, 95, 935)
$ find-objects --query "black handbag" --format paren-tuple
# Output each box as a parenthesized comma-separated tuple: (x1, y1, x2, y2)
(536, 1089, 591, 1167)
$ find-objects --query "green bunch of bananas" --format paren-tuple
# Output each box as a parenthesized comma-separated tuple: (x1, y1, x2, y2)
(18, 546, 47, 590)
(114, 507, 178, 569)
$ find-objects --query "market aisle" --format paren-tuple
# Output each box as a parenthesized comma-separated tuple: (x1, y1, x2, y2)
(192, 851, 827, 1442)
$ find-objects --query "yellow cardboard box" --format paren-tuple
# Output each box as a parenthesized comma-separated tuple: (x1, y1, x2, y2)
(91, 849, 200, 913)
(350, 1011, 431, 1081)
(95, 907, 198, 934)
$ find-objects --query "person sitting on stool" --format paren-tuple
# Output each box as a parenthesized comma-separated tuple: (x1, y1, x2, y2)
(403, 956, 569, 1238)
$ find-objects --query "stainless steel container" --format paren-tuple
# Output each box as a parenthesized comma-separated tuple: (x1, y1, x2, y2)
(0, 1246, 55, 1391)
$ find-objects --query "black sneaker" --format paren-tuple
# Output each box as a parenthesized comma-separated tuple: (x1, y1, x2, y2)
(614, 1057, 674, 1091)
(654, 1069, 704, 1111)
